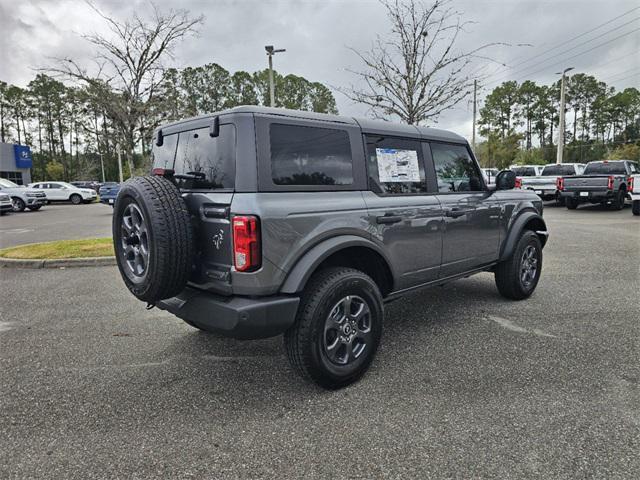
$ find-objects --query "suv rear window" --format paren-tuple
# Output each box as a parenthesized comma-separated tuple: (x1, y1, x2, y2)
(541, 165, 578, 176)
(270, 124, 353, 186)
(584, 162, 627, 175)
(172, 124, 236, 190)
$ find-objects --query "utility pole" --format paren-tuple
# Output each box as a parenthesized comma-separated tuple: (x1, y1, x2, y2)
(472, 79, 477, 152)
(556, 67, 574, 164)
(265, 45, 286, 107)
(117, 145, 124, 184)
(99, 153, 106, 183)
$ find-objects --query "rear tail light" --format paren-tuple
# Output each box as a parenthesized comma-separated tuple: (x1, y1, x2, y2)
(628, 176, 634, 193)
(152, 168, 174, 177)
(515, 177, 522, 189)
(607, 175, 614, 190)
(556, 177, 564, 191)
(232, 215, 261, 272)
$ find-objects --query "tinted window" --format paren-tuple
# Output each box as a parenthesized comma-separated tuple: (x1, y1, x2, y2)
(173, 124, 236, 190)
(511, 167, 538, 176)
(151, 133, 178, 170)
(584, 162, 627, 175)
(49, 183, 63, 188)
(541, 165, 579, 176)
(431, 143, 483, 192)
(628, 162, 638, 174)
(366, 135, 427, 194)
(270, 124, 353, 186)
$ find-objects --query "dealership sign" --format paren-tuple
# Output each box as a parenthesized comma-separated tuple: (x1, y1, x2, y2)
(14, 144, 33, 169)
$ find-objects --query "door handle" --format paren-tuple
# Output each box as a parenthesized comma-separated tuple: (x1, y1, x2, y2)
(445, 207, 467, 218)
(376, 214, 403, 224)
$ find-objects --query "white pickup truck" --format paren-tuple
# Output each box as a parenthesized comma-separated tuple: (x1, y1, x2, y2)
(515, 163, 586, 202)
(630, 174, 640, 216)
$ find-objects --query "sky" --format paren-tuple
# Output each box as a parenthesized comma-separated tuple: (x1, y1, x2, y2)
(0, 0, 638, 141)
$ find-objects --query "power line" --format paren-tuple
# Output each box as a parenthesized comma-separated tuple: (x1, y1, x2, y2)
(602, 66, 640, 83)
(478, 6, 640, 81)
(606, 71, 640, 85)
(485, 17, 640, 86)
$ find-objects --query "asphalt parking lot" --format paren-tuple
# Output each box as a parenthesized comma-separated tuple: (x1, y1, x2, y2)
(0, 203, 112, 249)
(1, 205, 639, 478)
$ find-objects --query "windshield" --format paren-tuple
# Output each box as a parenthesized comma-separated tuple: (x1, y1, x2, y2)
(584, 162, 627, 175)
(511, 167, 538, 176)
(542, 165, 578, 176)
(0, 178, 19, 188)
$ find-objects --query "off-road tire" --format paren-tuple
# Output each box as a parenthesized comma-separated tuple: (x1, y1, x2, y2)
(70, 194, 82, 205)
(11, 197, 25, 212)
(494, 230, 542, 300)
(632, 200, 640, 216)
(113, 175, 194, 303)
(565, 197, 579, 210)
(284, 267, 383, 390)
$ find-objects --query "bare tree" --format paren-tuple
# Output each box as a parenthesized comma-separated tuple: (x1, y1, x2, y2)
(343, 0, 501, 125)
(49, 1, 203, 168)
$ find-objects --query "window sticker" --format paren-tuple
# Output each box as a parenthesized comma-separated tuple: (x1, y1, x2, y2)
(375, 148, 421, 183)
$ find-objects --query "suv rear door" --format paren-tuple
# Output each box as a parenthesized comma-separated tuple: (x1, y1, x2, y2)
(428, 142, 501, 277)
(152, 118, 238, 295)
(362, 134, 442, 289)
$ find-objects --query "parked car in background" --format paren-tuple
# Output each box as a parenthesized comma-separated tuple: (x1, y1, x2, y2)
(71, 180, 101, 193)
(558, 160, 638, 210)
(628, 174, 640, 216)
(0, 178, 47, 212)
(510, 165, 544, 177)
(29, 181, 98, 204)
(0, 192, 12, 215)
(517, 163, 586, 202)
(98, 182, 121, 207)
(481, 168, 499, 185)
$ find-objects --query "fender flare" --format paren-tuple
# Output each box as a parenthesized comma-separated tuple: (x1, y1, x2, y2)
(499, 210, 548, 261)
(280, 235, 395, 294)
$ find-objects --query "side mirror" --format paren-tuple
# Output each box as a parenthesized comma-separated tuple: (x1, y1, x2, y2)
(495, 170, 516, 190)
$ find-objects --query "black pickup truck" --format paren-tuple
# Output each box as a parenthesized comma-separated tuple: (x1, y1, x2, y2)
(559, 160, 638, 210)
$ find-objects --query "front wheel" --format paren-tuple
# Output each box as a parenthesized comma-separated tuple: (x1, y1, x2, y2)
(632, 200, 640, 216)
(70, 194, 82, 205)
(11, 197, 25, 212)
(284, 267, 383, 390)
(27, 205, 42, 211)
(495, 231, 543, 300)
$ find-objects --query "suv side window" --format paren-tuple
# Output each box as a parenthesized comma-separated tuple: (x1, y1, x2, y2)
(365, 135, 427, 194)
(430, 143, 484, 193)
(269, 123, 353, 186)
(152, 133, 178, 170)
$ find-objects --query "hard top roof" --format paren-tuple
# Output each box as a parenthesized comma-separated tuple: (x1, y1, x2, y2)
(157, 105, 467, 143)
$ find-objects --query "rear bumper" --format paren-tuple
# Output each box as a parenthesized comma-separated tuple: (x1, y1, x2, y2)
(0, 203, 12, 212)
(560, 190, 612, 201)
(156, 287, 300, 339)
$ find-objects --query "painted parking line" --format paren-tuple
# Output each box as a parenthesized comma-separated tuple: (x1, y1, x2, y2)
(488, 315, 557, 338)
(0, 321, 15, 333)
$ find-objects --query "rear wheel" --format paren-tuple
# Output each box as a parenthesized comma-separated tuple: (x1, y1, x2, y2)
(610, 189, 625, 210)
(495, 230, 542, 300)
(70, 194, 82, 205)
(284, 267, 383, 389)
(632, 200, 640, 216)
(11, 197, 25, 212)
(566, 197, 579, 210)
(555, 194, 565, 206)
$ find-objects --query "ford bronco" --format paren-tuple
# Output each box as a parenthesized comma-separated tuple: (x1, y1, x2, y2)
(112, 106, 548, 389)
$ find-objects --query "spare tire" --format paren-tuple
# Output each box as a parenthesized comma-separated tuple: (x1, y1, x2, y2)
(112, 176, 194, 303)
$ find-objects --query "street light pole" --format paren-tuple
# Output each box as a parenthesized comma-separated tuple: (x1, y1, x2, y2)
(472, 79, 477, 152)
(265, 45, 286, 107)
(556, 67, 574, 164)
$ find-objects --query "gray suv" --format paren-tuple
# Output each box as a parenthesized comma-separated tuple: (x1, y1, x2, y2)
(113, 106, 548, 389)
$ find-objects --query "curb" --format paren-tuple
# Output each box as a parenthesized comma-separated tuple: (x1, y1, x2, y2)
(0, 256, 117, 269)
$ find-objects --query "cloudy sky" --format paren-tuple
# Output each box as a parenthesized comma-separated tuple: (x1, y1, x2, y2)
(0, 0, 638, 140)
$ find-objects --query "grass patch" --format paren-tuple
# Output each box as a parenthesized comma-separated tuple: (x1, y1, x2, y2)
(0, 238, 114, 259)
